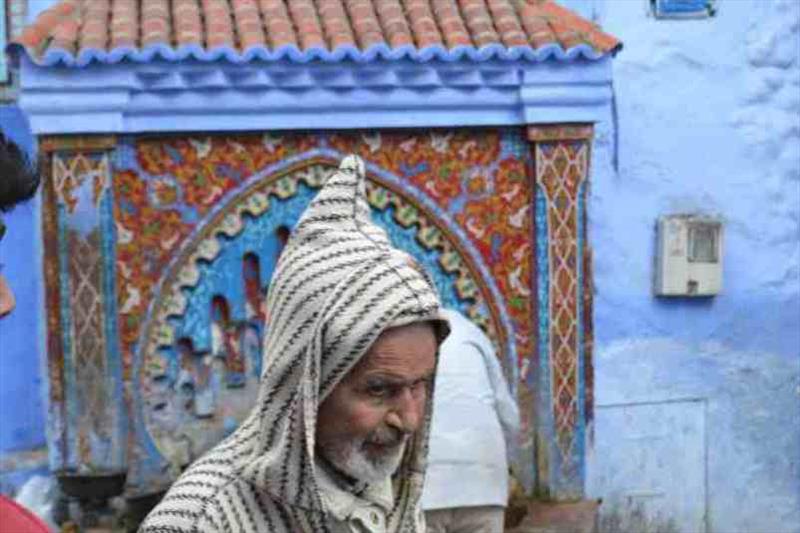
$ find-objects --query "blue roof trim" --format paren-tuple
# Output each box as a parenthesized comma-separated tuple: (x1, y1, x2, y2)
(7, 41, 611, 69)
(16, 54, 615, 135)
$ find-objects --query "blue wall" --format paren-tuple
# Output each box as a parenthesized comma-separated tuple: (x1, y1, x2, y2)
(0, 105, 48, 493)
(562, 0, 800, 531)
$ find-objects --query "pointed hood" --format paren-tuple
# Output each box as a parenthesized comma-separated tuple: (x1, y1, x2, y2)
(209, 154, 447, 528)
(141, 156, 449, 532)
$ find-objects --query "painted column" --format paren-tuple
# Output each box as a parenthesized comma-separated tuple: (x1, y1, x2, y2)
(39, 136, 127, 486)
(528, 124, 594, 500)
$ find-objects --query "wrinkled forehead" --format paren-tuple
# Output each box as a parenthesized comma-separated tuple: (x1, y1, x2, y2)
(344, 322, 438, 383)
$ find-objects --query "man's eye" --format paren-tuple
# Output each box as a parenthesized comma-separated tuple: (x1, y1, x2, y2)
(366, 384, 392, 398)
(411, 378, 430, 394)
(412, 376, 430, 388)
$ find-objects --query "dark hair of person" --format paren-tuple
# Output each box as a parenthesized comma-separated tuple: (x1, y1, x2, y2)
(0, 133, 40, 212)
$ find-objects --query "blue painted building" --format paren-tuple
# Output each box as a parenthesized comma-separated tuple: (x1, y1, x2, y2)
(558, 0, 800, 531)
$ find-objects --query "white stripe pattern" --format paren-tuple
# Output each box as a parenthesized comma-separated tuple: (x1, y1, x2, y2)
(140, 155, 448, 532)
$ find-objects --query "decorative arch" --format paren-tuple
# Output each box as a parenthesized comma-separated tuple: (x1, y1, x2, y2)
(132, 157, 510, 475)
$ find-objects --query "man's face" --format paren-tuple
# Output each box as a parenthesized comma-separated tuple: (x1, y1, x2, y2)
(316, 322, 437, 484)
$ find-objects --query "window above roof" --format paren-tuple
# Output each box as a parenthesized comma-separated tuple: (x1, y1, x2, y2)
(1, 2, 10, 85)
(2, 0, 30, 100)
(651, 0, 716, 19)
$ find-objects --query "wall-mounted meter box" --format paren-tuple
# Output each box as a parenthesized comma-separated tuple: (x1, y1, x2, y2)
(654, 215, 723, 297)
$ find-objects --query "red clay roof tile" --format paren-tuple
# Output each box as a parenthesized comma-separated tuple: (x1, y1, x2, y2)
(13, 0, 621, 65)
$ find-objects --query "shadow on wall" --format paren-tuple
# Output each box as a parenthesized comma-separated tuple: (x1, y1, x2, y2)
(599, 501, 679, 533)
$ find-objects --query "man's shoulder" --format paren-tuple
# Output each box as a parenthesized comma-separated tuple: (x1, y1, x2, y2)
(138, 453, 249, 532)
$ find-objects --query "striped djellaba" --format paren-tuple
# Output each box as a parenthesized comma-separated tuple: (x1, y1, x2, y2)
(140, 155, 449, 532)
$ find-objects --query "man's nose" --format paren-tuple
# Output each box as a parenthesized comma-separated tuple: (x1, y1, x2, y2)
(386, 388, 424, 433)
(0, 274, 15, 318)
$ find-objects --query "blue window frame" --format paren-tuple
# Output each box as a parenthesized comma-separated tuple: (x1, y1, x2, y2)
(652, 0, 716, 19)
(0, 1, 8, 84)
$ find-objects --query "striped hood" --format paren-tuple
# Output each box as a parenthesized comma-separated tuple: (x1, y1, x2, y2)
(240, 154, 449, 515)
(141, 154, 449, 532)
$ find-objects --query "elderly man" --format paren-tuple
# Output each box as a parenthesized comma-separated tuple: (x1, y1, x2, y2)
(141, 155, 449, 532)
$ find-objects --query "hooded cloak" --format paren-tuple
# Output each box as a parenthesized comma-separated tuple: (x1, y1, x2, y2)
(140, 155, 449, 532)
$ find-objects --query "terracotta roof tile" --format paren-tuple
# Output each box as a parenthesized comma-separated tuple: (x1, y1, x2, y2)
(434, 0, 472, 48)
(375, 0, 413, 48)
(110, 0, 138, 49)
(10, 0, 621, 66)
(259, 0, 298, 49)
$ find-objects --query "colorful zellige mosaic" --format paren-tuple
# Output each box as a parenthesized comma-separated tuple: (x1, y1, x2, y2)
(132, 159, 517, 475)
(328, 130, 534, 361)
(112, 130, 535, 381)
(41, 126, 597, 496)
(536, 140, 589, 479)
(49, 150, 120, 470)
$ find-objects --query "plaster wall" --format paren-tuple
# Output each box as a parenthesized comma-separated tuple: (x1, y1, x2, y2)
(569, 0, 800, 531)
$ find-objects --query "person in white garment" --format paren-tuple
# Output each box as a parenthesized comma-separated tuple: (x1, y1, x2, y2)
(421, 309, 521, 533)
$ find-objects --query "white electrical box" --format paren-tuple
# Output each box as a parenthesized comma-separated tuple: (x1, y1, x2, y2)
(654, 215, 723, 297)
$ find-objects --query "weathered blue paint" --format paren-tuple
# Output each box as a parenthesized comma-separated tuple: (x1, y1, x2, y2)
(574, 180, 587, 493)
(0, 105, 48, 494)
(55, 199, 74, 468)
(172, 221, 286, 352)
(534, 186, 554, 495)
(100, 188, 128, 474)
(50, 152, 127, 474)
(568, 0, 800, 530)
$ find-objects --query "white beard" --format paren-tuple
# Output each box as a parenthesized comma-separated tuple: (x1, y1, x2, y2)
(323, 436, 407, 485)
